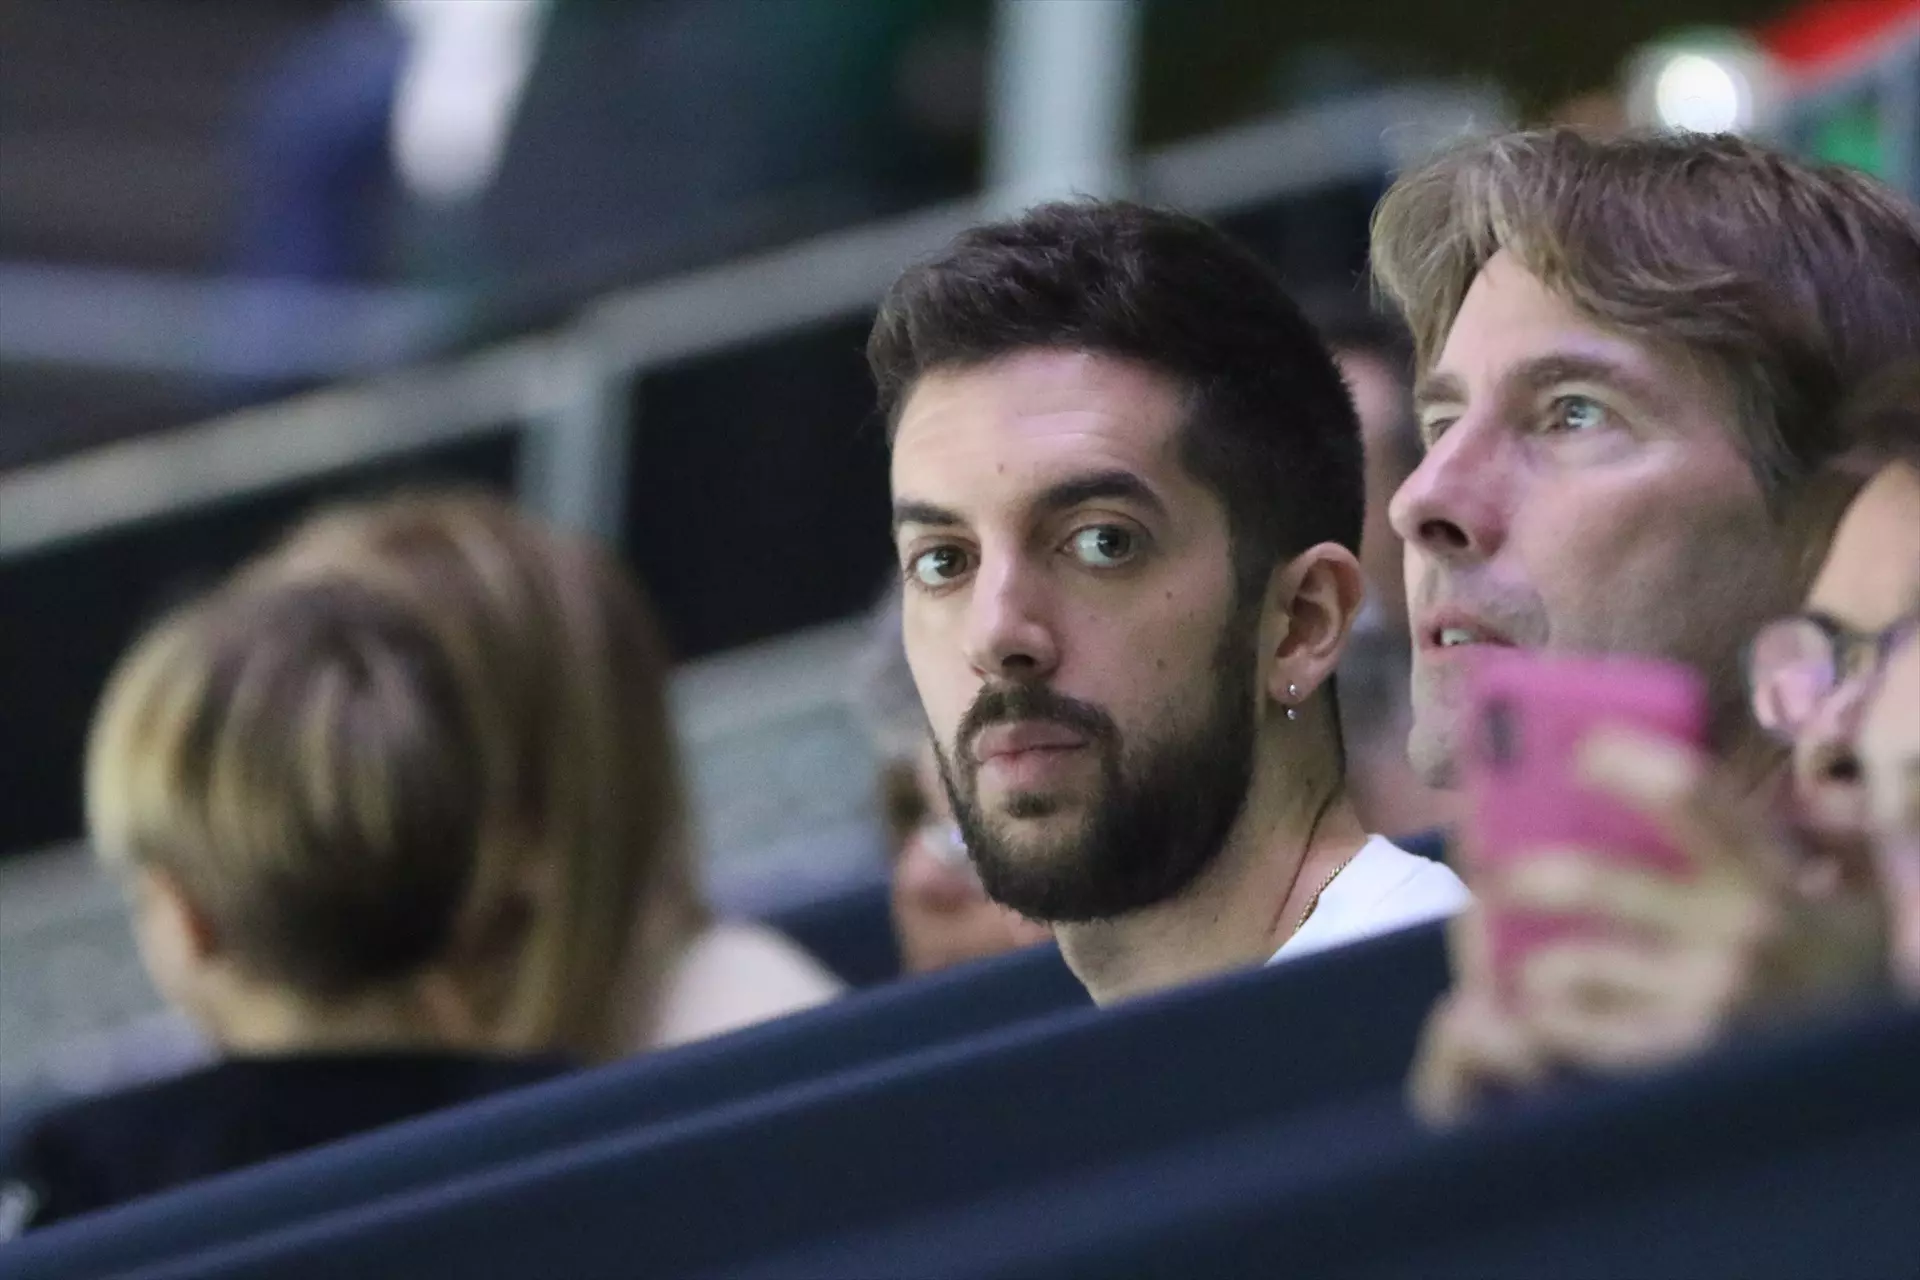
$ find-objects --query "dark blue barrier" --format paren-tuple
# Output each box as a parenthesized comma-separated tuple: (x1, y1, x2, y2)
(1352, 1002, 1920, 1280)
(110, 923, 1453, 1280)
(6, 941, 1083, 1280)
(761, 877, 900, 989)
(722, 1000, 1920, 1280)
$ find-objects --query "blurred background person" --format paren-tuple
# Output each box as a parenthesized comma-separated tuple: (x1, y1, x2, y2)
(2, 491, 855, 1233)
(232, 0, 976, 293)
(851, 586, 1050, 976)
(242, 493, 844, 1055)
(0, 578, 576, 1234)
(1412, 363, 1920, 1124)
(1858, 507, 1920, 991)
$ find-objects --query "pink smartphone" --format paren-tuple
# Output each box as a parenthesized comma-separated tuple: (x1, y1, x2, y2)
(1461, 649, 1709, 997)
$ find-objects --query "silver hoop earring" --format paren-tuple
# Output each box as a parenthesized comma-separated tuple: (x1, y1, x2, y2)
(1285, 683, 1300, 721)
(1286, 707, 1299, 722)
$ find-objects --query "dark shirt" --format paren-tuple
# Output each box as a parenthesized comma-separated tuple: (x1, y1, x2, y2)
(0, 1050, 572, 1238)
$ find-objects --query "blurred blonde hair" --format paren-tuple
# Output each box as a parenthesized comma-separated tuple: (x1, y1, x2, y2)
(235, 491, 703, 1059)
(1371, 128, 1920, 505)
(88, 580, 487, 1001)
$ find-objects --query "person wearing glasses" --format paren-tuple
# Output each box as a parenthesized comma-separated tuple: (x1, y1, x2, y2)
(1412, 365, 1920, 1123)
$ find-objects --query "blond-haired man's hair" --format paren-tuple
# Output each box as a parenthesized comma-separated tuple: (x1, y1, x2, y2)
(1833, 359, 1920, 479)
(88, 580, 486, 1000)
(1372, 129, 1920, 502)
(238, 492, 703, 1060)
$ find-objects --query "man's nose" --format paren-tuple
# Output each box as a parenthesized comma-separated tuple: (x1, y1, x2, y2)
(961, 556, 1059, 682)
(1796, 674, 1874, 799)
(1388, 420, 1512, 565)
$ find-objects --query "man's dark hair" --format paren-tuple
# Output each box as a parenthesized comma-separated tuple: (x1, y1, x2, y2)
(1301, 290, 1422, 475)
(1834, 360, 1920, 480)
(1303, 290, 1415, 376)
(868, 200, 1364, 599)
(1794, 360, 1920, 563)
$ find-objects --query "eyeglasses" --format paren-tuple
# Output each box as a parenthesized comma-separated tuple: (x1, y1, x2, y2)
(912, 820, 976, 876)
(1745, 608, 1920, 741)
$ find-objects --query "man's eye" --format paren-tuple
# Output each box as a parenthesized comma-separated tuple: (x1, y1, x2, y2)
(1068, 525, 1137, 568)
(1418, 415, 1457, 448)
(1838, 631, 1882, 683)
(1550, 395, 1609, 433)
(909, 546, 970, 587)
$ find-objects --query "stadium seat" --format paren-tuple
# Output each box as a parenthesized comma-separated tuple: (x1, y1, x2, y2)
(724, 1001, 1920, 1279)
(5, 941, 1083, 1280)
(83, 923, 1452, 1280)
(760, 875, 900, 988)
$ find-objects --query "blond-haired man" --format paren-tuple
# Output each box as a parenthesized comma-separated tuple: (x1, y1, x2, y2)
(1372, 131, 1920, 1115)
(1376, 129, 1920, 803)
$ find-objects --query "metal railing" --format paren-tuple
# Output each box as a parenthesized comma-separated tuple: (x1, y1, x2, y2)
(4, 23, 1914, 564)
(0, 81, 1507, 561)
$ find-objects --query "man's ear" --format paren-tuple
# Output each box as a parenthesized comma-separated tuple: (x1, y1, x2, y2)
(1260, 542, 1367, 708)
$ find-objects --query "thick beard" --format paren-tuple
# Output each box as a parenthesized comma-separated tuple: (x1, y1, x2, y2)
(935, 606, 1260, 923)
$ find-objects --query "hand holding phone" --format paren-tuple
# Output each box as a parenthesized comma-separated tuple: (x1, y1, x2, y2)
(1460, 649, 1709, 998)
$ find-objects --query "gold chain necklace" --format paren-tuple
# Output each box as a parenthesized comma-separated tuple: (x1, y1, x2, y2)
(1292, 854, 1357, 937)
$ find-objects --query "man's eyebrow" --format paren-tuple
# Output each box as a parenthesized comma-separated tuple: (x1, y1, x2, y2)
(891, 500, 964, 533)
(1413, 356, 1667, 411)
(891, 470, 1167, 535)
(1033, 469, 1168, 520)
(1510, 353, 1661, 405)
(1802, 607, 1852, 636)
(1412, 370, 1466, 410)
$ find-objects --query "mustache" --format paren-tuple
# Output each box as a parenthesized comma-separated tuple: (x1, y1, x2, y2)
(958, 683, 1117, 760)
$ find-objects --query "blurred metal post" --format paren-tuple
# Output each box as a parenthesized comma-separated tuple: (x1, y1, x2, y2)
(517, 338, 630, 545)
(985, 0, 1142, 214)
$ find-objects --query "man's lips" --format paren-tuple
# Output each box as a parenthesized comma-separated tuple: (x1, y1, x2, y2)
(1416, 608, 1519, 654)
(972, 720, 1090, 764)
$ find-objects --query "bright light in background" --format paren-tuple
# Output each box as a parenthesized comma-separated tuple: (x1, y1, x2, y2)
(1653, 52, 1749, 133)
(1626, 30, 1781, 136)
(389, 0, 554, 205)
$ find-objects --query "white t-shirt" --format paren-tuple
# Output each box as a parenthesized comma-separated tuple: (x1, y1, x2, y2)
(1268, 835, 1470, 965)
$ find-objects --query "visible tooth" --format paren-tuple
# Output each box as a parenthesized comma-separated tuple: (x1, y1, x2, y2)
(1439, 628, 1476, 648)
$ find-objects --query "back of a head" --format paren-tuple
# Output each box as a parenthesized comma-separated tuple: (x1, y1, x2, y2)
(241, 492, 699, 1059)
(1371, 128, 1920, 503)
(868, 199, 1365, 596)
(87, 581, 484, 1006)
